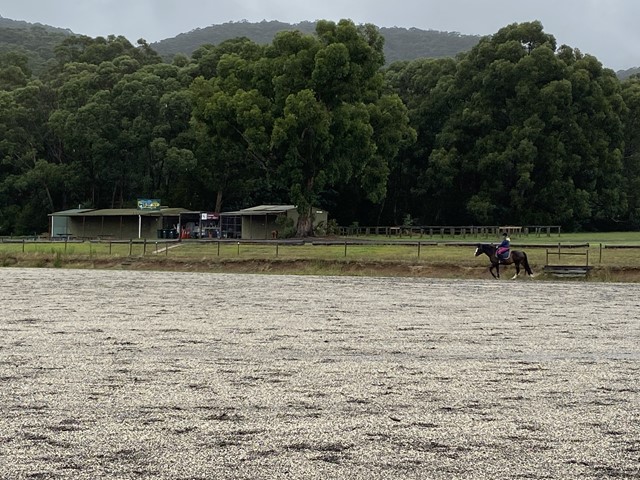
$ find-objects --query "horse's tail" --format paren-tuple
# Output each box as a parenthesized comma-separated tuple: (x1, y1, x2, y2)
(523, 252, 534, 276)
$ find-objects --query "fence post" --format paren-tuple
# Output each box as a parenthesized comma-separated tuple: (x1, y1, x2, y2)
(344, 241, 348, 257)
(65, 237, 68, 253)
(129, 239, 133, 256)
(22, 239, 25, 252)
(143, 239, 147, 255)
(217, 241, 220, 256)
(417, 241, 421, 258)
(599, 243, 602, 264)
(276, 242, 279, 257)
(109, 241, 112, 255)
(237, 242, 240, 256)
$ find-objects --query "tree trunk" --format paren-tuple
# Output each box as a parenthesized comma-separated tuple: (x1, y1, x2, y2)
(215, 190, 223, 213)
(296, 205, 314, 237)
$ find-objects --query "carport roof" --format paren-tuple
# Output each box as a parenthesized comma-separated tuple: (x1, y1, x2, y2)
(237, 205, 296, 215)
(48, 208, 94, 216)
(49, 207, 190, 217)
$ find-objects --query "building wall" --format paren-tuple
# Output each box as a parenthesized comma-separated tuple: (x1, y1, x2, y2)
(242, 215, 279, 240)
(68, 216, 162, 239)
(51, 217, 72, 237)
(241, 208, 329, 239)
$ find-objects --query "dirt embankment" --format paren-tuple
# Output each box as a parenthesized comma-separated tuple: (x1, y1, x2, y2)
(2, 252, 640, 282)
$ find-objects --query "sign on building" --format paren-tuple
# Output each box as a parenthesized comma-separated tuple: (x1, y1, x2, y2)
(137, 198, 161, 210)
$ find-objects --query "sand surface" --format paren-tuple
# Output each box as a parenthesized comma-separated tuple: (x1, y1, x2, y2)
(1, 268, 639, 479)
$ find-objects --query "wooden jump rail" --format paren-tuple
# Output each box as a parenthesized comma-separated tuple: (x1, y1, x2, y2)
(544, 246, 592, 277)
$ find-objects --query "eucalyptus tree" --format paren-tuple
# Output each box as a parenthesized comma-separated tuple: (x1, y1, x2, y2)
(108, 62, 196, 206)
(408, 21, 625, 228)
(46, 34, 195, 210)
(43, 35, 165, 210)
(0, 51, 31, 90)
(193, 20, 414, 236)
(620, 76, 640, 227)
(190, 38, 274, 213)
(383, 57, 457, 224)
(51, 34, 160, 71)
(0, 81, 65, 234)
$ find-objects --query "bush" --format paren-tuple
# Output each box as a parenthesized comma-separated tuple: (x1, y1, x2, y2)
(275, 214, 296, 238)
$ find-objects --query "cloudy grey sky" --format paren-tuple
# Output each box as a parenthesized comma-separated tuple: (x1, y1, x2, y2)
(2, 0, 638, 70)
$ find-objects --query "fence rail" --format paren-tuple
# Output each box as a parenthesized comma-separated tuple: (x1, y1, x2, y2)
(1, 237, 636, 266)
(544, 247, 593, 277)
(337, 225, 562, 238)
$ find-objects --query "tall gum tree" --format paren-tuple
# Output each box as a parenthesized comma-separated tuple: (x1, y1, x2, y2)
(190, 39, 274, 213)
(269, 20, 414, 236)
(412, 21, 625, 228)
(191, 21, 414, 235)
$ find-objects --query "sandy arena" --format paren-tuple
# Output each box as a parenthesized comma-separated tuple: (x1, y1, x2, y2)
(1, 268, 639, 479)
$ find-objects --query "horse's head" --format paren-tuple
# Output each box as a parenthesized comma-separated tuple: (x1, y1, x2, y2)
(474, 243, 495, 257)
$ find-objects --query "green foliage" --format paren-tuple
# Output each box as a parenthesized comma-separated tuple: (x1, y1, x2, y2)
(325, 218, 339, 235)
(275, 214, 296, 238)
(388, 21, 630, 230)
(0, 19, 72, 78)
(0, 17, 639, 236)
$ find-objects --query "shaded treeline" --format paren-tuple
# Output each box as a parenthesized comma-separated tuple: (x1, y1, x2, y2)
(1, 20, 640, 236)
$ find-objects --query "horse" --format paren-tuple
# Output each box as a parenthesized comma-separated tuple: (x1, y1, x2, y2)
(474, 243, 534, 279)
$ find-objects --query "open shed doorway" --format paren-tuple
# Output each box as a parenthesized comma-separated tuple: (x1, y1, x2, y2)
(178, 211, 220, 239)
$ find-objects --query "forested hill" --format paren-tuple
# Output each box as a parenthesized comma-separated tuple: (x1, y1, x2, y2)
(0, 16, 73, 76)
(151, 20, 481, 64)
(618, 67, 640, 80)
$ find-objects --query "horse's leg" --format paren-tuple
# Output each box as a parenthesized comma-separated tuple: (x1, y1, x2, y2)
(511, 261, 520, 280)
(489, 264, 498, 279)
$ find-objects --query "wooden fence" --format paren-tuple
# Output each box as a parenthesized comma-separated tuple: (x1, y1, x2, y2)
(0, 237, 612, 260)
(338, 225, 561, 238)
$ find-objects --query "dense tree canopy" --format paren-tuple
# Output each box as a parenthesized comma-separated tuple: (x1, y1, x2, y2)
(190, 21, 414, 235)
(387, 21, 629, 230)
(1, 20, 640, 236)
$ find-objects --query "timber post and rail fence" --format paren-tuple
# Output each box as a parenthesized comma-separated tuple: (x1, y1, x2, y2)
(337, 225, 561, 238)
(2, 225, 639, 274)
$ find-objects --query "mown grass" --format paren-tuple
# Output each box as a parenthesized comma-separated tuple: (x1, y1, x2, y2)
(1, 233, 639, 269)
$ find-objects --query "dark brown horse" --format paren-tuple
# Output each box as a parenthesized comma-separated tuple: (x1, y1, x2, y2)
(474, 243, 534, 279)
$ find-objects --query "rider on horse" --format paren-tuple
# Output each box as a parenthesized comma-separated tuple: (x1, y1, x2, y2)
(496, 232, 510, 261)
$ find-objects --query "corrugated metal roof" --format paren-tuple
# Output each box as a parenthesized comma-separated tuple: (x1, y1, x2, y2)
(49, 207, 189, 217)
(48, 208, 95, 217)
(49, 205, 322, 218)
(238, 205, 296, 214)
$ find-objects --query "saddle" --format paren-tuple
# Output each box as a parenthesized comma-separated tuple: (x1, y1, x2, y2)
(496, 250, 511, 262)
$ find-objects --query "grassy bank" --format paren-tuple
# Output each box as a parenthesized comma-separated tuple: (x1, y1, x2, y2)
(2, 236, 640, 282)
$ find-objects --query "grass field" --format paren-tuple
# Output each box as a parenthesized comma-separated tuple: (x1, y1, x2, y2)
(1, 232, 640, 275)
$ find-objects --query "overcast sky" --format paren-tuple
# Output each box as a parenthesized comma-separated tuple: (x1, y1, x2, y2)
(2, 0, 638, 70)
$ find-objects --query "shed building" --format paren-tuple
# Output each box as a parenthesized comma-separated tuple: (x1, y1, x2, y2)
(48, 207, 188, 239)
(228, 205, 328, 240)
